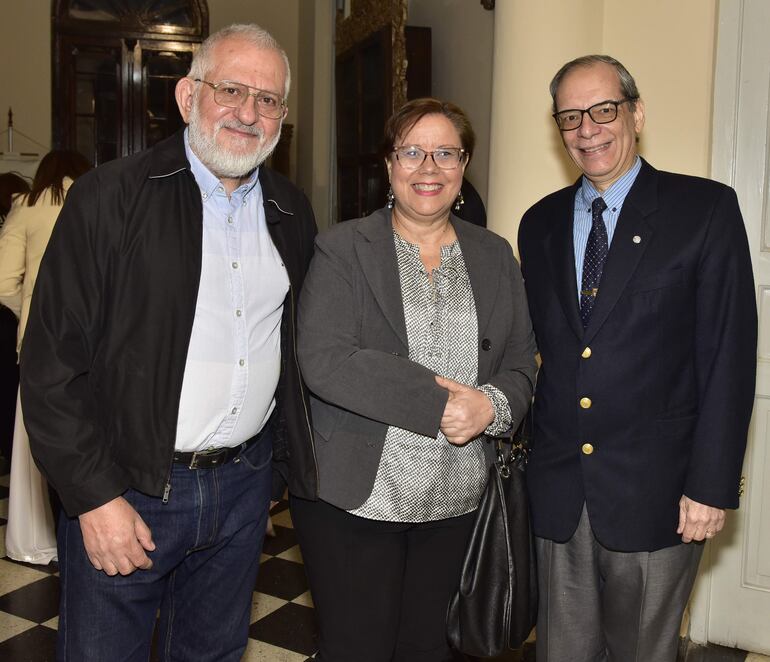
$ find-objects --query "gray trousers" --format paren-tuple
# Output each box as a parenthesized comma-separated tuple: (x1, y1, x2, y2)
(535, 505, 703, 662)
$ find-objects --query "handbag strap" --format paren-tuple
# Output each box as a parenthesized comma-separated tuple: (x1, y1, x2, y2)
(494, 402, 533, 471)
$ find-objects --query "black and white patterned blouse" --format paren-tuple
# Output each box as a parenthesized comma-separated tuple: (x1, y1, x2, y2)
(349, 231, 511, 522)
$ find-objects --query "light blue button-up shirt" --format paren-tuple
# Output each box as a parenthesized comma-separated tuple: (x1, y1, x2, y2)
(573, 156, 642, 300)
(175, 130, 289, 451)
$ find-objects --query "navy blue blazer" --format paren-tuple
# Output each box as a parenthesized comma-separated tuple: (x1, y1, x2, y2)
(518, 159, 757, 552)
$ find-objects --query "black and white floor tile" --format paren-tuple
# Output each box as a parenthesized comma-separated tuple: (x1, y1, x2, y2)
(0, 465, 532, 662)
(1, 458, 765, 662)
(0, 483, 321, 661)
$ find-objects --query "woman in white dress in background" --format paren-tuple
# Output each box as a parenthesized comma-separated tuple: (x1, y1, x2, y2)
(0, 150, 91, 563)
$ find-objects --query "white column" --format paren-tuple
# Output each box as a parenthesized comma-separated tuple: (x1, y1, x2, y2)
(486, 0, 603, 246)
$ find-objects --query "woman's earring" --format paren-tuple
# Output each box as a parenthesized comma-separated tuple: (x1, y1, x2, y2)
(386, 186, 395, 209)
(454, 191, 465, 212)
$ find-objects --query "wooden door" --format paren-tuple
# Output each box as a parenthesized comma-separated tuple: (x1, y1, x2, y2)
(334, 0, 431, 221)
(52, 0, 207, 165)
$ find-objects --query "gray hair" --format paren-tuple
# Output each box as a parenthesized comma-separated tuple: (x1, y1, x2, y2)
(549, 54, 639, 112)
(188, 23, 291, 99)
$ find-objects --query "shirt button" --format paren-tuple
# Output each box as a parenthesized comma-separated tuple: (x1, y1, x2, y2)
(581, 347, 592, 359)
(232, 261, 239, 269)
(582, 443, 594, 455)
(236, 309, 242, 317)
(231, 407, 237, 415)
(202, 192, 208, 200)
(481, 339, 492, 351)
(239, 359, 245, 366)
(580, 397, 592, 409)
(217, 186, 224, 192)
(227, 216, 233, 224)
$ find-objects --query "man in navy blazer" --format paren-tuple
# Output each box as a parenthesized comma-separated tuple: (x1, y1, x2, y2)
(518, 55, 757, 661)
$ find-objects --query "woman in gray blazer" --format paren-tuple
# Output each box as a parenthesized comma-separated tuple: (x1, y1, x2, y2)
(293, 98, 537, 661)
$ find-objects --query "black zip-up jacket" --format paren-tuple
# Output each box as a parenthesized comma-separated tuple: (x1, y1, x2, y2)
(20, 131, 318, 516)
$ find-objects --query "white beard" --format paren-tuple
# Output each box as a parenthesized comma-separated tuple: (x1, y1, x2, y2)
(187, 97, 282, 178)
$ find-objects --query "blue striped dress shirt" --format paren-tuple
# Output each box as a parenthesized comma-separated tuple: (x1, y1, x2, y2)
(573, 156, 642, 301)
(175, 130, 290, 452)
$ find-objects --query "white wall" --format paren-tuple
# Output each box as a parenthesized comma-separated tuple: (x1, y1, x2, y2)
(0, 2, 51, 155)
(487, 0, 717, 246)
(407, 0, 494, 202)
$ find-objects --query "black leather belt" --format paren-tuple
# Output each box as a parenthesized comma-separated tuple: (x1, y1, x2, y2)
(173, 431, 262, 469)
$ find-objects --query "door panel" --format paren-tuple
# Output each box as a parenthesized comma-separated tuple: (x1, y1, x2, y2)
(691, 0, 770, 653)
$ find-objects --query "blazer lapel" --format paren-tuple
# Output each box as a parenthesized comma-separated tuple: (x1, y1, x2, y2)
(354, 209, 409, 348)
(583, 160, 659, 343)
(453, 216, 499, 341)
(544, 185, 584, 340)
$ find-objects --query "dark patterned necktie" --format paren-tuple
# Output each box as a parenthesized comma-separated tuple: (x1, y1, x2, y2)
(579, 197, 608, 327)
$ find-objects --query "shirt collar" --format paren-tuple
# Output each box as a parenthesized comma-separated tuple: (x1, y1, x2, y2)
(183, 128, 260, 201)
(578, 155, 642, 211)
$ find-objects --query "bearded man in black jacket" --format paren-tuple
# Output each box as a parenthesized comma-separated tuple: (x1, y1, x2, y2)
(22, 23, 317, 661)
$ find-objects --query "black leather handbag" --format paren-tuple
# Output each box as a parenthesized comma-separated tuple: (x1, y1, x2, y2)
(446, 429, 537, 657)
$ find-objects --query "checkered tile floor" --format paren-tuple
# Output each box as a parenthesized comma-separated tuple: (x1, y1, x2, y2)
(0, 452, 767, 662)
(0, 463, 319, 661)
(0, 453, 538, 662)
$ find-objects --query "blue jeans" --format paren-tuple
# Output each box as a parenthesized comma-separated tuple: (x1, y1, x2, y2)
(56, 430, 273, 662)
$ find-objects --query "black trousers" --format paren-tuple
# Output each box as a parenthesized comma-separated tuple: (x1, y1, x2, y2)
(290, 495, 475, 662)
(0, 304, 18, 461)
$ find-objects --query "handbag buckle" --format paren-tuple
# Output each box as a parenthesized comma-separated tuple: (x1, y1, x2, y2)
(495, 437, 529, 475)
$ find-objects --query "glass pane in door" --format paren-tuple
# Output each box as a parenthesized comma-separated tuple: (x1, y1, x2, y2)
(143, 50, 192, 148)
(73, 47, 121, 165)
(68, 0, 194, 27)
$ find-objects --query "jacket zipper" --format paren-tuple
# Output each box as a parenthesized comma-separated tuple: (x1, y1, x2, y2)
(161, 167, 202, 506)
(162, 465, 173, 503)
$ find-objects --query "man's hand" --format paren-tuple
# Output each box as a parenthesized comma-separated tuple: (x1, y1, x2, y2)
(435, 376, 494, 445)
(677, 495, 725, 543)
(78, 496, 156, 575)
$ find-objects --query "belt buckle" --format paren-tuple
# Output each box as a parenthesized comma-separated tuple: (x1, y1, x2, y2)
(188, 446, 227, 469)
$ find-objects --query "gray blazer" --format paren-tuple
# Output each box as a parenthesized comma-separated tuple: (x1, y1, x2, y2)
(297, 207, 537, 509)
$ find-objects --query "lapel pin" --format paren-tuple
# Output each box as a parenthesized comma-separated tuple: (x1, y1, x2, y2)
(632, 235, 642, 244)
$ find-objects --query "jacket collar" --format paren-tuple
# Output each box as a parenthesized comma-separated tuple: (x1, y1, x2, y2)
(147, 129, 297, 223)
(148, 130, 190, 179)
(544, 182, 583, 338)
(259, 167, 296, 224)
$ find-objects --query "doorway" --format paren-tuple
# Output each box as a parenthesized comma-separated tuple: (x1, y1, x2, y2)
(52, 0, 208, 165)
(689, 0, 770, 653)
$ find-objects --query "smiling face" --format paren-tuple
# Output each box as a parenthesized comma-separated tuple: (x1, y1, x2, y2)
(175, 36, 287, 190)
(555, 62, 645, 191)
(387, 113, 466, 225)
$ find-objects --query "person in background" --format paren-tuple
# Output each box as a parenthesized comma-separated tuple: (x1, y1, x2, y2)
(20, 23, 316, 661)
(0, 172, 30, 226)
(0, 150, 91, 564)
(518, 54, 757, 661)
(455, 176, 487, 227)
(294, 97, 537, 661)
(0, 172, 30, 462)
(0, 303, 17, 462)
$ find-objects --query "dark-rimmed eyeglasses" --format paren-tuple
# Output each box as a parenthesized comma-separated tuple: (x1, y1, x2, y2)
(552, 98, 637, 131)
(193, 79, 286, 119)
(392, 146, 467, 171)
